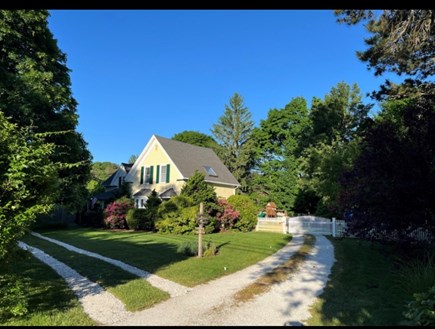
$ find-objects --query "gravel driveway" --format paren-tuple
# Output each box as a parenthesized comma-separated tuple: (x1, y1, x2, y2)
(19, 233, 335, 326)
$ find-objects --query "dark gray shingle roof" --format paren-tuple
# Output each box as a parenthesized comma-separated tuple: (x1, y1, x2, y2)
(155, 135, 240, 187)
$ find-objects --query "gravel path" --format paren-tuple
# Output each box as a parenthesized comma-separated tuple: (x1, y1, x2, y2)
(19, 233, 335, 326)
(30, 232, 190, 298)
(18, 241, 132, 325)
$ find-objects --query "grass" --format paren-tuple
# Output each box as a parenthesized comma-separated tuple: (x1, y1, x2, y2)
(306, 237, 435, 326)
(31, 227, 292, 287)
(10, 226, 432, 326)
(4, 228, 290, 326)
(234, 234, 316, 304)
(0, 248, 96, 326)
(20, 234, 170, 312)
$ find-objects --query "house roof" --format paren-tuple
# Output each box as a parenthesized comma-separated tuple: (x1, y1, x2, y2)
(102, 163, 134, 187)
(102, 170, 118, 188)
(93, 189, 119, 201)
(133, 188, 152, 197)
(154, 135, 240, 187)
(159, 187, 177, 199)
(121, 163, 134, 173)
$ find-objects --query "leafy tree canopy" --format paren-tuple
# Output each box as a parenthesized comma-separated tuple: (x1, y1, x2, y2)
(0, 10, 92, 212)
(0, 112, 59, 260)
(172, 130, 218, 149)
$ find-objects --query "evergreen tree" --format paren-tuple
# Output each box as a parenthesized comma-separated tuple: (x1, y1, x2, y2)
(180, 170, 217, 205)
(211, 92, 255, 192)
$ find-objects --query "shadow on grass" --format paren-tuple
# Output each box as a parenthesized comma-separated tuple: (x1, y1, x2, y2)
(20, 233, 187, 291)
(29, 227, 193, 275)
(1, 249, 83, 322)
(304, 237, 412, 326)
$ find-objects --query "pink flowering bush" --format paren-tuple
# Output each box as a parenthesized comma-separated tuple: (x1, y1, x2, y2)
(216, 198, 240, 232)
(104, 198, 133, 229)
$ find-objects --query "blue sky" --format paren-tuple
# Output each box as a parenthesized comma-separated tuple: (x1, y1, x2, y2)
(47, 10, 395, 165)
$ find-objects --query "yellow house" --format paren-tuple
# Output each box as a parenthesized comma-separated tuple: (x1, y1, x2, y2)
(124, 135, 240, 208)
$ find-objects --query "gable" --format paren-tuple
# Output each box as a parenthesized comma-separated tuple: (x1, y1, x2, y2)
(124, 135, 182, 184)
(124, 134, 240, 188)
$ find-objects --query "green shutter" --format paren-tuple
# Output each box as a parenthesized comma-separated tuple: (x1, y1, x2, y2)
(140, 166, 144, 184)
(156, 165, 160, 183)
(166, 164, 170, 183)
(149, 165, 154, 184)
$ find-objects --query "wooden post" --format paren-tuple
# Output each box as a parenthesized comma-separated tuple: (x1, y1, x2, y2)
(198, 202, 204, 258)
(332, 217, 336, 237)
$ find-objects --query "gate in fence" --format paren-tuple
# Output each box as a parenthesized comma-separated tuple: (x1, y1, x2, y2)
(256, 215, 346, 237)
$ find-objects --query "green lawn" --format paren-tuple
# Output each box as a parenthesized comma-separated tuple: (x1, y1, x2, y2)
(20, 234, 170, 312)
(30, 227, 292, 286)
(6, 227, 431, 326)
(306, 237, 435, 326)
(2, 228, 291, 326)
(0, 248, 96, 326)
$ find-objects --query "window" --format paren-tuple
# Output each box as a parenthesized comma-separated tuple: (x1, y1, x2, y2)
(203, 165, 217, 177)
(160, 165, 167, 183)
(145, 167, 151, 184)
(157, 164, 170, 183)
(141, 166, 154, 184)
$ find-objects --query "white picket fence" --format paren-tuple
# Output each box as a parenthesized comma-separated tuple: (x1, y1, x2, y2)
(256, 215, 346, 237)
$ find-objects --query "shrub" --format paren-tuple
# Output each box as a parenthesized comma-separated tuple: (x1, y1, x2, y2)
(228, 195, 258, 232)
(403, 285, 435, 326)
(203, 240, 218, 257)
(0, 274, 28, 319)
(216, 198, 239, 232)
(156, 206, 199, 235)
(126, 208, 155, 231)
(81, 209, 104, 228)
(104, 198, 133, 229)
(125, 208, 141, 230)
(176, 240, 218, 257)
(157, 195, 194, 219)
(177, 241, 198, 256)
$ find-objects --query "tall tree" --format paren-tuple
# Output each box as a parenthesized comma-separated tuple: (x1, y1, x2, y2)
(298, 82, 370, 217)
(211, 92, 255, 192)
(340, 95, 435, 242)
(251, 97, 309, 211)
(305, 82, 371, 146)
(335, 10, 435, 98)
(0, 10, 91, 213)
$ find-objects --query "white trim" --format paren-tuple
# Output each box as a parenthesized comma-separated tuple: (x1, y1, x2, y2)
(158, 163, 168, 184)
(124, 135, 183, 184)
(204, 179, 241, 188)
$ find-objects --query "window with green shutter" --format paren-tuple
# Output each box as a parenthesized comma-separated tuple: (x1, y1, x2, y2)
(160, 165, 167, 184)
(140, 166, 144, 184)
(144, 167, 150, 184)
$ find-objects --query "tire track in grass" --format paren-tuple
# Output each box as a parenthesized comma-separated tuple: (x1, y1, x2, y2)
(31, 231, 190, 297)
(18, 241, 132, 325)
